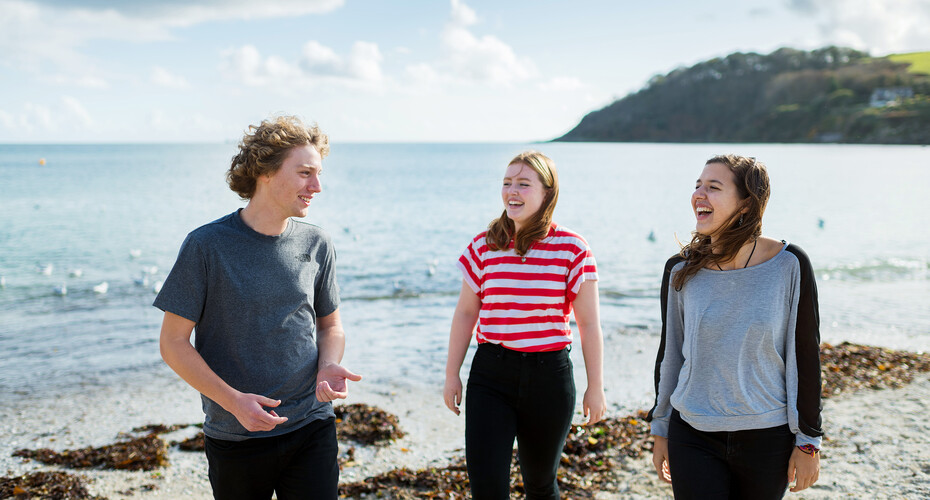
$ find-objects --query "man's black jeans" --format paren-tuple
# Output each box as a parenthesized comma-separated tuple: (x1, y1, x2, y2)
(204, 416, 338, 500)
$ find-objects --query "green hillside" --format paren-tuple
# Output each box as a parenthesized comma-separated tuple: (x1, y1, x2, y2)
(556, 47, 930, 144)
(889, 51, 930, 75)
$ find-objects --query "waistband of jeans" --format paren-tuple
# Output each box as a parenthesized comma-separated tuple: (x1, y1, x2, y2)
(478, 341, 570, 358)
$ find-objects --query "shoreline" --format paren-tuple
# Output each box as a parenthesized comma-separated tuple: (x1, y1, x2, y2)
(4, 360, 930, 498)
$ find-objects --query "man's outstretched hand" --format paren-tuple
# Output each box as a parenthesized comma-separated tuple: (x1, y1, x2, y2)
(316, 362, 362, 402)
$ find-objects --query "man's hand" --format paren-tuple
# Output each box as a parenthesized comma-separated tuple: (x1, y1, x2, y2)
(229, 393, 288, 432)
(788, 446, 820, 492)
(316, 362, 362, 402)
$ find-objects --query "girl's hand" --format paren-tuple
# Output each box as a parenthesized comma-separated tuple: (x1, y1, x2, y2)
(788, 445, 820, 492)
(443, 374, 463, 415)
(652, 435, 672, 483)
(582, 386, 606, 425)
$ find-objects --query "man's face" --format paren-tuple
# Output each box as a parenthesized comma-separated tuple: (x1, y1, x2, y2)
(259, 145, 323, 220)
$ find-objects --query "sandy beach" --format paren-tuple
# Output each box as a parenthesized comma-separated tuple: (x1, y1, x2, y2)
(3, 360, 930, 499)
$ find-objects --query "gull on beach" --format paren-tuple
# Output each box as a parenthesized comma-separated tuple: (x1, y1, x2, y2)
(93, 282, 109, 294)
(54, 284, 67, 296)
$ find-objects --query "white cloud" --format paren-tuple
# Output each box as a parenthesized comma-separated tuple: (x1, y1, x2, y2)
(785, 0, 930, 53)
(0, 109, 15, 129)
(538, 77, 585, 92)
(405, 0, 537, 88)
(60, 95, 93, 126)
(40, 74, 110, 89)
(15, 0, 344, 28)
(450, 0, 477, 26)
(0, 96, 94, 133)
(223, 41, 384, 90)
(151, 67, 190, 89)
(0, 0, 344, 86)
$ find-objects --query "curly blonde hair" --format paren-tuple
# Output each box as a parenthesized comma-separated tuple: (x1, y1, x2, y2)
(227, 115, 329, 199)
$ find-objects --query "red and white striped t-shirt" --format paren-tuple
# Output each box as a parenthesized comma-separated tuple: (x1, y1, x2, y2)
(457, 224, 598, 352)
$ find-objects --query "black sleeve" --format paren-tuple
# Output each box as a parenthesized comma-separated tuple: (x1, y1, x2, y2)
(646, 255, 685, 422)
(787, 244, 824, 439)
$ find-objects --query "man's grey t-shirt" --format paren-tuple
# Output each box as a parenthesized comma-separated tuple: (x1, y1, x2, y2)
(154, 210, 339, 441)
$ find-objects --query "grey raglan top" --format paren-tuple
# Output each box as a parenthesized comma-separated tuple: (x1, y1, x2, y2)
(647, 242, 823, 448)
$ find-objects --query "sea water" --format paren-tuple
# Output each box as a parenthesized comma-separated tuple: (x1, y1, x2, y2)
(1, 142, 928, 409)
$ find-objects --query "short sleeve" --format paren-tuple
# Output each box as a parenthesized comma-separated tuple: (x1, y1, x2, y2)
(456, 236, 484, 294)
(153, 233, 208, 323)
(566, 241, 597, 303)
(313, 234, 340, 318)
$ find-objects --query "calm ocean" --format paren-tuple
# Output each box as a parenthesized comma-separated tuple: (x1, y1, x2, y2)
(1, 143, 928, 407)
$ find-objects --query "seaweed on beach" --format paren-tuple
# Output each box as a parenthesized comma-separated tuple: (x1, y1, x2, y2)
(821, 342, 930, 398)
(0, 471, 105, 499)
(334, 403, 406, 444)
(13, 434, 167, 471)
(174, 432, 205, 451)
(130, 423, 192, 435)
(339, 456, 470, 499)
(339, 411, 652, 499)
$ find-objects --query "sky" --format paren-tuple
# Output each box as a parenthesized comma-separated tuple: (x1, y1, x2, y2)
(1, 0, 928, 143)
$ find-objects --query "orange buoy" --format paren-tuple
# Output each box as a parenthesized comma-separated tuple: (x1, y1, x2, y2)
(38, 158, 46, 165)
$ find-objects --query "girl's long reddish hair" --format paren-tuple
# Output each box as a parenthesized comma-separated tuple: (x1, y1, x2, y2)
(673, 154, 770, 290)
(486, 151, 559, 256)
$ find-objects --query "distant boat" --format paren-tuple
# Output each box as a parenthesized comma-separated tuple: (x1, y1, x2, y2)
(54, 284, 67, 296)
(93, 282, 109, 294)
(38, 158, 46, 166)
(818, 218, 825, 229)
(647, 230, 656, 242)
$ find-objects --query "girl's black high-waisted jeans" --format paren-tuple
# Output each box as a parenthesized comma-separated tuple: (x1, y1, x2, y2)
(465, 342, 575, 500)
(668, 408, 795, 500)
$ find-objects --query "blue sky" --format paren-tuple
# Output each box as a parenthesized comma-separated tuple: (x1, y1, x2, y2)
(1, 0, 928, 143)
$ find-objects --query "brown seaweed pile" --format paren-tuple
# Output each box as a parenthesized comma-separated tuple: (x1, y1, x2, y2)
(174, 432, 204, 452)
(339, 411, 652, 499)
(821, 342, 930, 398)
(0, 471, 105, 499)
(13, 434, 167, 471)
(334, 403, 406, 444)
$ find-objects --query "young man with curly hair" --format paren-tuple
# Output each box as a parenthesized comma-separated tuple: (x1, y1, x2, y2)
(155, 115, 360, 500)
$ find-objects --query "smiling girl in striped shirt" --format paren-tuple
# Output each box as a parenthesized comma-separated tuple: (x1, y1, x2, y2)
(443, 151, 606, 500)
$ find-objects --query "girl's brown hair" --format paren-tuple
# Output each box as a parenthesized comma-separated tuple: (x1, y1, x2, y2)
(486, 151, 559, 256)
(673, 154, 770, 290)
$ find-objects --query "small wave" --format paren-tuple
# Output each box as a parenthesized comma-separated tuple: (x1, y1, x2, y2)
(341, 290, 459, 302)
(818, 258, 928, 282)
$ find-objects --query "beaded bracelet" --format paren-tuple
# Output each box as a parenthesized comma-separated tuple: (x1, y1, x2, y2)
(797, 444, 819, 456)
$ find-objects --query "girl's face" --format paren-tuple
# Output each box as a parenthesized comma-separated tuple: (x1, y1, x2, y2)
(502, 162, 547, 232)
(692, 162, 747, 240)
